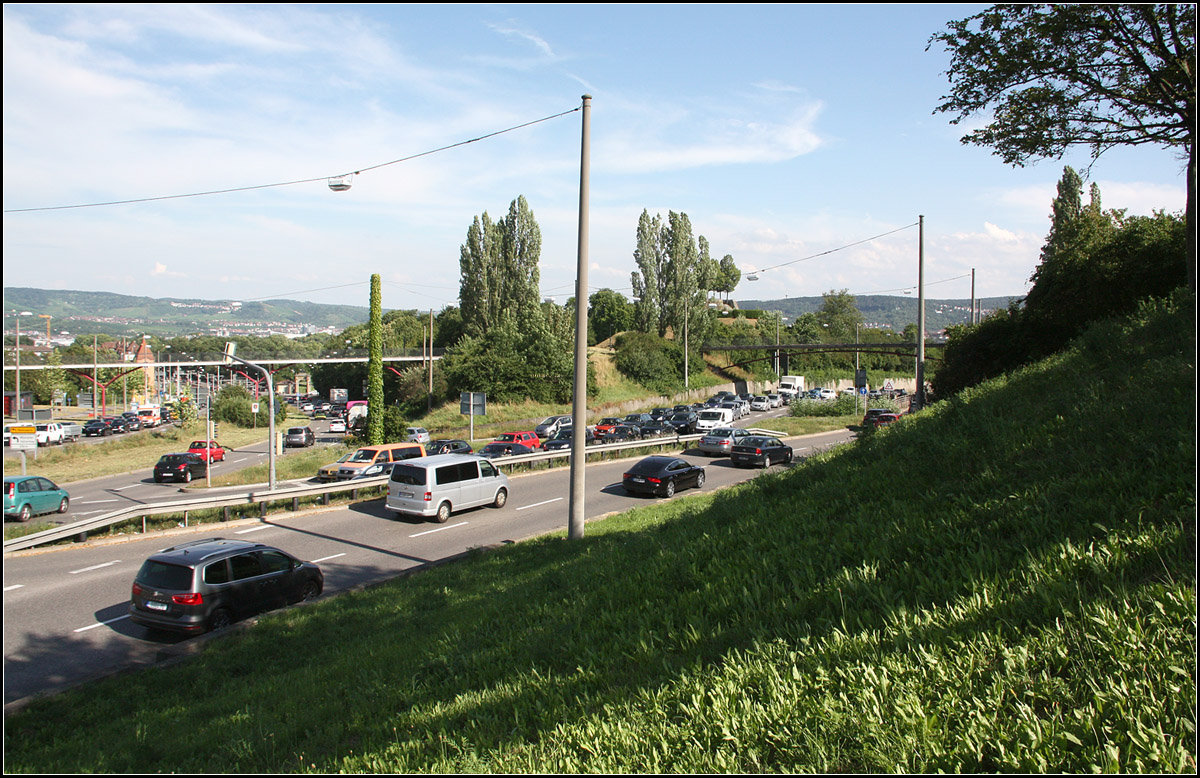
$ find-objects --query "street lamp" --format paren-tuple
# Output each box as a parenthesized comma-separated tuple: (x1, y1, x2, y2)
(12, 310, 32, 420)
(224, 342, 277, 491)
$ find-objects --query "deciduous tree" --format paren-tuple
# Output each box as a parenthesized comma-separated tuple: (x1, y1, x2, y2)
(929, 4, 1196, 289)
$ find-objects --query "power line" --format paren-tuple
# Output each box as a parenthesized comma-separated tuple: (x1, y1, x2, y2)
(744, 222, 920, 277)
(2, 106, 581, 214)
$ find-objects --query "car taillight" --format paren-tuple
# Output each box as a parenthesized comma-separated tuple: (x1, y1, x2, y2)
(172, 592, 203, 606)
(647, 477, 662, 484)
(131, 582, 142, 597)
(423, 492, 432, 502)
(5, 482, 13, 498)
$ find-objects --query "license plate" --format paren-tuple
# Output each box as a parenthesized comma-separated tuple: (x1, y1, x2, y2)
(398, 490, 412, 498)
(145, 601, 168, 611)
(630, 476, 645, 483)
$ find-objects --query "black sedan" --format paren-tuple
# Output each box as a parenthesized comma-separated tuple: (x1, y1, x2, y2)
(153, 453, 209, 483)
(427, 439, 473, 455)
(639, 421, 675, 439)
(541, 428, 596, 450)
(103, 417, 129, 434)
(729, 436, 794, 468)
(668, 411, 697, 433)
(602, 425, 642, 443)
(83, 420, 112, 437)
(622, 456, 706, 498)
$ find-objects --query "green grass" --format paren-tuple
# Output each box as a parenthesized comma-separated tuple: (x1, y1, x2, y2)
(3, 295, 1194, 772)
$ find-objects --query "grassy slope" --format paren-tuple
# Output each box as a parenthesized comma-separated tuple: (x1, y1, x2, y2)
(3, 296, 1195, 772)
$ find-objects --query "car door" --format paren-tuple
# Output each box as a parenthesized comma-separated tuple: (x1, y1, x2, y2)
(226, 552, 267, 617)
(257, 550, 298, 608)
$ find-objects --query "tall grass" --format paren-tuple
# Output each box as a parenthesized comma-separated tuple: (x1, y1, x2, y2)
(4, 295, 1194, 773)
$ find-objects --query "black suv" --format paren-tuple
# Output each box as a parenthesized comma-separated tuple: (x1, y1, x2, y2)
(129, 538, 324, 634)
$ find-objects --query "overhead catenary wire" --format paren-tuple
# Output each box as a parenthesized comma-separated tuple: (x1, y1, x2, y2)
(2, 106, 582, 214)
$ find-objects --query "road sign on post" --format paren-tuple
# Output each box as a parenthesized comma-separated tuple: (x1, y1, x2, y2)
(460, 392, 486, 442)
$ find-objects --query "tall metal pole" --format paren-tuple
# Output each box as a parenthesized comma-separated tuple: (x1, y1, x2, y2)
(916, 215, 926, 410)
(568, 94, 592, 540)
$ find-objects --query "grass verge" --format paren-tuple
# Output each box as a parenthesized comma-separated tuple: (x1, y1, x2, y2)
(3, 295, 1194, 772)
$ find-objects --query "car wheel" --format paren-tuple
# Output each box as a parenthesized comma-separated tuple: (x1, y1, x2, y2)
(696, 470, 705, 488)
(435, 501, 452, 523)
(664, 480, 676, 498)
(763, 455, 771, 468)
(183, 470, 192, 483)
(18, 504, 32, 522)
(208, 609, 233, 632)
(301, 580, 321, 602)
(58, 497, 69, 514)
(492, 488, 508, 509)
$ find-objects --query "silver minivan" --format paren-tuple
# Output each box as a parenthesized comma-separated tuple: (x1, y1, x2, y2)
(385, 454, 510, 523)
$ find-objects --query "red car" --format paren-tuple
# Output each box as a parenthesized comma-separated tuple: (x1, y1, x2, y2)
(494, 431, 540, 448)
(593, 417, 622, 435)
(187, 440, 226, 462)
(871, 413, 901, 428)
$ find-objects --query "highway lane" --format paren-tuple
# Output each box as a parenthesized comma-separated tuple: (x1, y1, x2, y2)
(3, 422, 853, 707)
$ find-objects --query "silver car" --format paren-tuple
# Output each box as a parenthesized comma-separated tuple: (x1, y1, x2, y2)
(697, 427, 752, 456)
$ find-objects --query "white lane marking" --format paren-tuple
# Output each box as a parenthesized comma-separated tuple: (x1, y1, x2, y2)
(110, 485, 135, 492)
(410, 521, 468, 537)
(4, 584, 24, 592)
(312, 553, 346, 564)
(81, 499, 121, 504)
(70, 560, 121, 575)
(235, 526, 271, 535)
(517, 497, 563, 511)
(75, 614, 130, 633)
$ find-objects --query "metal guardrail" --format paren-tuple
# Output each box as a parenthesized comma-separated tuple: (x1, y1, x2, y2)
(4, 429, 782, 553)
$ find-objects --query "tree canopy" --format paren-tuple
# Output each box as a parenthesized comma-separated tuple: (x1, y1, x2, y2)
(929, 4, 1196, 288)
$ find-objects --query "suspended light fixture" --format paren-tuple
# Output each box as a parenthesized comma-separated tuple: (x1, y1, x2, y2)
(747, 273, 759, 281)
(328, 174, 354, 192)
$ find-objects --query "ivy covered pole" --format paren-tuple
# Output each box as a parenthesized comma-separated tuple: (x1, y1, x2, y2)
(367, 273, 385, 445)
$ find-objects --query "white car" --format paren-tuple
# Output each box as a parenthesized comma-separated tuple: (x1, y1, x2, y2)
(328, 418, 347, 434)
(750, 396, 770, 411)
(406, 427, 431, 444)
(816, 388, 837, 401)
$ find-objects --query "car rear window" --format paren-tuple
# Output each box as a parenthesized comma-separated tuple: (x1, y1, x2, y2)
(390, 464, 428, 487)
(136, 560, 194, 590)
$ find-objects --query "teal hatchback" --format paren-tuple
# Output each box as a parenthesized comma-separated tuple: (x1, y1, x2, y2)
(4, 476, 70, 522)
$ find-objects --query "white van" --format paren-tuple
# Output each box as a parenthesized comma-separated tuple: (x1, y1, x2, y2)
(385, 454, 510, 523)
(695, 407, 734, 431)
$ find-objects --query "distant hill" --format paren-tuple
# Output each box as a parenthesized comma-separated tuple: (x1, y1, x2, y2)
(736, 294, 1021, 333)
(3, 287, 370, 338)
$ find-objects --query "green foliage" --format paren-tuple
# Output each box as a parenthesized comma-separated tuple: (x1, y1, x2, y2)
(588, 288, 632, 345)
(934, 171, 1189, 399)
(367, 274, 385, 445)
(440, 309, 581, 405)
(211, 384, 285, 428)
(612, 331, 699, 395)
(459, 196, 542, 338)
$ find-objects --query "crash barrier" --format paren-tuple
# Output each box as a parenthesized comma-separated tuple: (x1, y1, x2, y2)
(3, 429, 785, 553)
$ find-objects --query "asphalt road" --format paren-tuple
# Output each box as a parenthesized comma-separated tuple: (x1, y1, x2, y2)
(3, 410, 853, 708)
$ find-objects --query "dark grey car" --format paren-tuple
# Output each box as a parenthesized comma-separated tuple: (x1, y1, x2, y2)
(128, 538, 323, 634)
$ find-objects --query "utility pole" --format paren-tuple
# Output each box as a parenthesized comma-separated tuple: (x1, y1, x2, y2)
(916, 215, 926, 411)
(568, 94, 591, 540)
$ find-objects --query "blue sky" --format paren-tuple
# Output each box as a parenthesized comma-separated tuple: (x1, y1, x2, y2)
(3, 4, 1188, 316)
